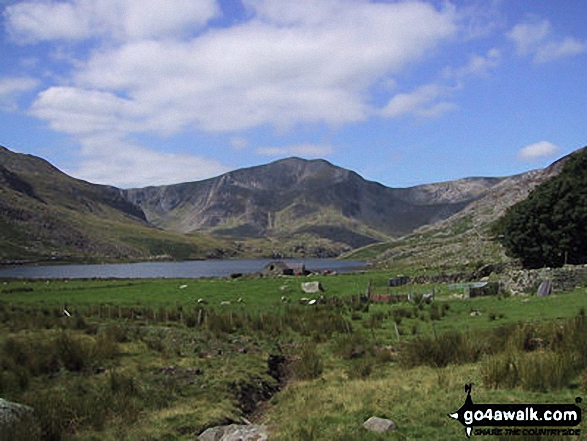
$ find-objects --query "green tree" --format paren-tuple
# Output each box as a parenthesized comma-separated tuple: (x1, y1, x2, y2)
(495, 148, 587, 268)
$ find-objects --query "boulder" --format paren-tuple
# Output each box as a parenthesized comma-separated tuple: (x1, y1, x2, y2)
(0, 398, 39, 440)
(301, 281, 324, 294)
(198, 424, 268, 441)
(536, 279, 552, 296)
(363, 416, 397, 433)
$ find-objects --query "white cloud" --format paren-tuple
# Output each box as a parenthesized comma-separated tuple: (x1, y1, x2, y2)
(534, 38, 587, 64)
(7, 0, 461, 186)
(445, 48, 501, 79)
(256, 143, 333, 158)
(21, 0, 457, 134)
(230, 137, 249, 150)
(507, 18, 587, 63)
(381, 84, 457, 119)
(31, 86, 146, 135)
(5, 0, 220, 42)
(517, 141, 559, 161)
(507, 19, 551, 55)
(0, 76, 38, 102)
(69, 134, 229, 187)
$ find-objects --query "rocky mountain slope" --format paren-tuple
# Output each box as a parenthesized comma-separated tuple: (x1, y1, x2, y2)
(350, 148, 583, 269)
(124, 158, 503, 252)
(1, 144, 580, 263)
(0, 146, 230, 263)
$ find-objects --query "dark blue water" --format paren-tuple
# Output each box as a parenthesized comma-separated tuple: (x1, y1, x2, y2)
(0, 259, 366, 279)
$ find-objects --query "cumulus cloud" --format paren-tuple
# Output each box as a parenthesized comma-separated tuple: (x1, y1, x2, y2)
(6, 0, 461, 185)
(68, 134, 229, 187)
(445, 48, 501, 79)
(20, 0, 457, 135)
(507, 18, 587, 63)
(534, 38, 587, 63)
(5, 0, 220, 42)
(230, 137, 249, 151)
(31, 86, 146, 135)
(256, 143, 333, 158)
(517, 141, 559, 161)
(0, 76, 38, 108)
(381, 84, 457, 119)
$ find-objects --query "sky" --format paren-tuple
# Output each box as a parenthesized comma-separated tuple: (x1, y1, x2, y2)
(1, 0, 586, 189)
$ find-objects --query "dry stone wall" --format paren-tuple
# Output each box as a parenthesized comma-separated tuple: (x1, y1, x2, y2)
(501, 265, 587, 295)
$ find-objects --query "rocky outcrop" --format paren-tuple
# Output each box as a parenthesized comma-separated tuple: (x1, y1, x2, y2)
(0, 398, 39, 441)
(124, 157, 499, 243)
(198, 424, 268, 441)
(363, 416, 397, 433)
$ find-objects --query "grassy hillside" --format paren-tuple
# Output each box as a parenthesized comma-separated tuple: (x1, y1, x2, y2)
(0, 273, 585, 440)
(0, 146, 235, 263)
(346, 150, 579, 272)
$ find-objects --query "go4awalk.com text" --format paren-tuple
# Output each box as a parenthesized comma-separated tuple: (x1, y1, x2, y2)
(448, 384, 582, 438)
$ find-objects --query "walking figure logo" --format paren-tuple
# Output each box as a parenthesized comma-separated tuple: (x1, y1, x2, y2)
(448, 383, 582, 438)
(448, 383, 475, 438)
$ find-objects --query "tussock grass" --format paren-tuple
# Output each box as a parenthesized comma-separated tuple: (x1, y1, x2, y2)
(0, 277, 585, 439)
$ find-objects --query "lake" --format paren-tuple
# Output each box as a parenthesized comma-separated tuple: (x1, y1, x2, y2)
(0, 259, 366, 279)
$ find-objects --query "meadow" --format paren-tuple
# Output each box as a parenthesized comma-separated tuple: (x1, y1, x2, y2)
(0, 271, 585, 440)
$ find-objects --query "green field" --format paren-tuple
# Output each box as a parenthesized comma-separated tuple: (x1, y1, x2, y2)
(0, 273, 585, 440)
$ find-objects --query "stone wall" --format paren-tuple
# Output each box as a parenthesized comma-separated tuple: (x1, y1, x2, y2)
(501, 265, 587, 295)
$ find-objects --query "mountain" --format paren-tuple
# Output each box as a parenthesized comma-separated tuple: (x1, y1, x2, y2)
(123, 157, 504, 255)
(0, 146, 232, 263)
(348, 148, 583, 270)
(2, 144, 579, 264)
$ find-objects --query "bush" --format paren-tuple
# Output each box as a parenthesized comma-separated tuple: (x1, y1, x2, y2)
(482, 350, 576, 392)
(347, 358, 373, 379)
(293, 343, 323, 380)
(495, 148, 587, 268)
(56, 331, 91, 372)
(400, 330, 485, 368)
(334, 333, 375, 360)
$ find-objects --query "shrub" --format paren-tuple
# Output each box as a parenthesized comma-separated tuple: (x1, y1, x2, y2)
(347, 358, 373, 379)
(581, 370, 587, 393)
(109, 369, 141, 397)
(293, 343, 323, 380)
(482, 350, 576, 392)
(400, 330, 485, 368)
(334, 333, 375, 360)
(93, 332, 120, 362)
(480, 350, 521, 390)
(55, 331, 91, 372)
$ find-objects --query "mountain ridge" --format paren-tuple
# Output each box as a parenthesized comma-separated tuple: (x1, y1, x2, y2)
(347, 147, 586, 268)
(1, 144, 581, 263)
(122, 156, 503, 252)
(0, 146, 232, 263)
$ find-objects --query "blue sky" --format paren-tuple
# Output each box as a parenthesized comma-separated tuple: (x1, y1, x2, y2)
(1, 0, 586, 188)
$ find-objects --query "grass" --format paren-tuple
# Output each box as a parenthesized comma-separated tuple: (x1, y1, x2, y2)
(0, 274, 585, 440)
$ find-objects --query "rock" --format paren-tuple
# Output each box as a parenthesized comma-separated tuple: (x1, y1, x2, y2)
(0, 398, 39, 439)
(198, 424, 268, 441)
(363, 416, 397, 433)
(536, 279, 552, 296)
(301, 281, 324, 293)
